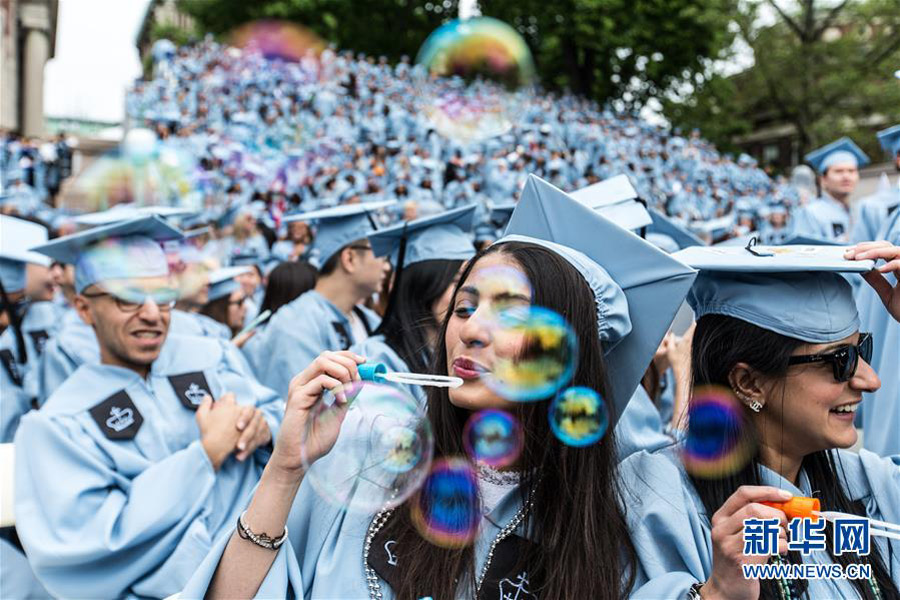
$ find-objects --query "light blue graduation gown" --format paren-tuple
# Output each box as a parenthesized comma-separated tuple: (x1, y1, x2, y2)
(858, 208, 900, 456)
(180, 458, 532, 599)
(791, 194, 851, 242)
(850, 193, 899, 244)
(37, 307, 99, 404)
(14, 333, 285, 599)
(0, 301, 60, 442)
(621, 447, 900, 598)
(171, 309, 232, 340)
(349, 334, 426, 404)
(249, 290, 381, 399)
(615, 385, 676, 461)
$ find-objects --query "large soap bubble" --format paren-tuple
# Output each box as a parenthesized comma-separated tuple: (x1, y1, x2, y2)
(301, 382, 433, 512)
(414, 17, 536, 144)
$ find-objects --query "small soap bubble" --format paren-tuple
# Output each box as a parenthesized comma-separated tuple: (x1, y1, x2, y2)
(549, 386, 608, 447)
(463, 409, 523, 468)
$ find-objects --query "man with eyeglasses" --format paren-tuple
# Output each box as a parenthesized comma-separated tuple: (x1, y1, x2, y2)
(244, 201, 392, 398)
(12, 215, 284, 599)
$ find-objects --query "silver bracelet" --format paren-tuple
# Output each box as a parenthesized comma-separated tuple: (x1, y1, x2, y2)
(236, 510, 288, 550)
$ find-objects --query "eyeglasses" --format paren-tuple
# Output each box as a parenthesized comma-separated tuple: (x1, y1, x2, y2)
(787, 333, 873, 382)
(83, 292, 177, 313)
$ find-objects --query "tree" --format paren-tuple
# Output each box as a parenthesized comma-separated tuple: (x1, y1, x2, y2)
(176, 0, 737, 110)
(664, 0, 900, 160)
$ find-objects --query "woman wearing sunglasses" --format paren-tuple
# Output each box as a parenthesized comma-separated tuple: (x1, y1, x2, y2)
(621, 245, 900, 599)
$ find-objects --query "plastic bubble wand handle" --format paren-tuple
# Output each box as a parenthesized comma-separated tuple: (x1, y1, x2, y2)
(358, 362, 463, 389)
(763, 497, 900, 541)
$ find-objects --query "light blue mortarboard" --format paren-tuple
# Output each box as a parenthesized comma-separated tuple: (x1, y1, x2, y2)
(676, 245, 874, 343)
(207, 266, 251, 302)
(283, 200, 396, 269)
(368, 205, 477, 268)
(498, 175, 698, 425)
(876, 124, 900, 157)
(804, 137, 870, 174)
(646, 208, 706, 251)
(569, 174, 652, 231)
(0, 215, 51, 292)
(33, 215, 183, 293)
(73, 205, 197, 227)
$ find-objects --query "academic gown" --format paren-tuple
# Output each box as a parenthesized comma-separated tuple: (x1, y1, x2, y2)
(620, 447, 900, 599)
(791, 194, 851, 242)
(615, 384, 676, 461)
(850, 193, 900, 245)
(349, 334, 426, 404)
(857, 208, 900, 456)
(0, 301, 60, 442)
(249, 290, 381, 399)
(13, 333, 285, 599)
(181, 458, 538, 599)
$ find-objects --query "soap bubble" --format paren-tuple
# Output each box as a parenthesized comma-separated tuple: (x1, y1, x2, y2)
(411, 457, 480, 548)
(230, 20, 325, 63)
(463, 409, 523, 468)
(681, 385, 755, 478)
(483, 306, 578, 402)
(549, 386, 608, 447)
(414, 17, 536, 144)
(301, 382, 433, 512)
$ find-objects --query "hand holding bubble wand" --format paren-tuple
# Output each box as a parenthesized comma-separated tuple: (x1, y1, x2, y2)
(763, 497, 900, 541)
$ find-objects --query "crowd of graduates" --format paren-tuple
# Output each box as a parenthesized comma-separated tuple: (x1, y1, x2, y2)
(1, 33, 900, 600)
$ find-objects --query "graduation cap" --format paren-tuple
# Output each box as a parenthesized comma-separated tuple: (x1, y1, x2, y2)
(73, 205, 197, 227)
(283, 200, 396, 268)
(675, 244, 874, 343)
(876, 124, 900, 157)
(207, 266, 251, 302)
(804, 137, 870, 174)
(0, 215, 51, 292)
(568, 174, 651, 231)
(33, 215, 183, 294)
(499, 175, 698, 425)
(646, 208, 706, 251)
(779, 234, 841, 247)
(368, 205, 477, 268)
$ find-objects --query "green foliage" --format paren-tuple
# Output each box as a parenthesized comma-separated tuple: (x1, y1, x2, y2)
(176, 0, 737, 108)
(665, 0, 900, 159)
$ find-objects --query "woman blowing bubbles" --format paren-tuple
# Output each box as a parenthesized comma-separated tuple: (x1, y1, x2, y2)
(621, 239, 900, 600)
(180, 176, 697, 599)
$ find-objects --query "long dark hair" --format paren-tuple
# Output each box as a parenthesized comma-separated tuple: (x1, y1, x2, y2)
(689, 314, 898, 600)
(380, 242, 637, 600)
(259, 260, 316, 316)
(375, 258, 463, 374)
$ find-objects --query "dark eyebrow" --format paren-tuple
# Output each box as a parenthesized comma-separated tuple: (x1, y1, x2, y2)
(459, 285, 479, 297)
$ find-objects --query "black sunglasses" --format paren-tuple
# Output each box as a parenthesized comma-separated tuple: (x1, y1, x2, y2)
(787, 333, 873, 382)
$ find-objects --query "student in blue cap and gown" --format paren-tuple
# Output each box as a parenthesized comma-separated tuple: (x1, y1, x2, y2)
(353, 205, 477, 403)
(850, 126, 900, 245)
(0, 215, 55, 441)
(199, 266, 254, 339)
(621, 243, 900, 599)
(792, 137, 869, 243)
(182, 175, 696, 600)
(246, 201, 389, 398)
(0, 215, 53, 600)
(845, 221, 900, 457)
(13, 215, 285, 599)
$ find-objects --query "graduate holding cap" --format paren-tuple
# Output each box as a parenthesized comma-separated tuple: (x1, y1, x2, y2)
(247, 201, 390, 398)
(792, 137, 869, 242)
(352, 204, 478, 402)
(185, 175, 696, 600)
(621, 243, 900, 599)
(14, 215, 284, 599)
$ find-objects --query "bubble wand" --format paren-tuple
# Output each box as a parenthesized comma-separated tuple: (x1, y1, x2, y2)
(359, 362, 463, 389)
(763, 497, 900, 541)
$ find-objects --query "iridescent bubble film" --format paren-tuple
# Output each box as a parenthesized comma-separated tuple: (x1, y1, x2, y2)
(414, 17, 536, 144)
(301, 382, 433, 512)
(411, 457, 480, 548)
(680, 385, 755, 479)
(230, 20, 325, 63)
(463, 409, 523, 468)
(549, 386, 608, 447)
(467, 264, 533, 322)
(68, 129, 196, 213)
(483, 306, 578, 402)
